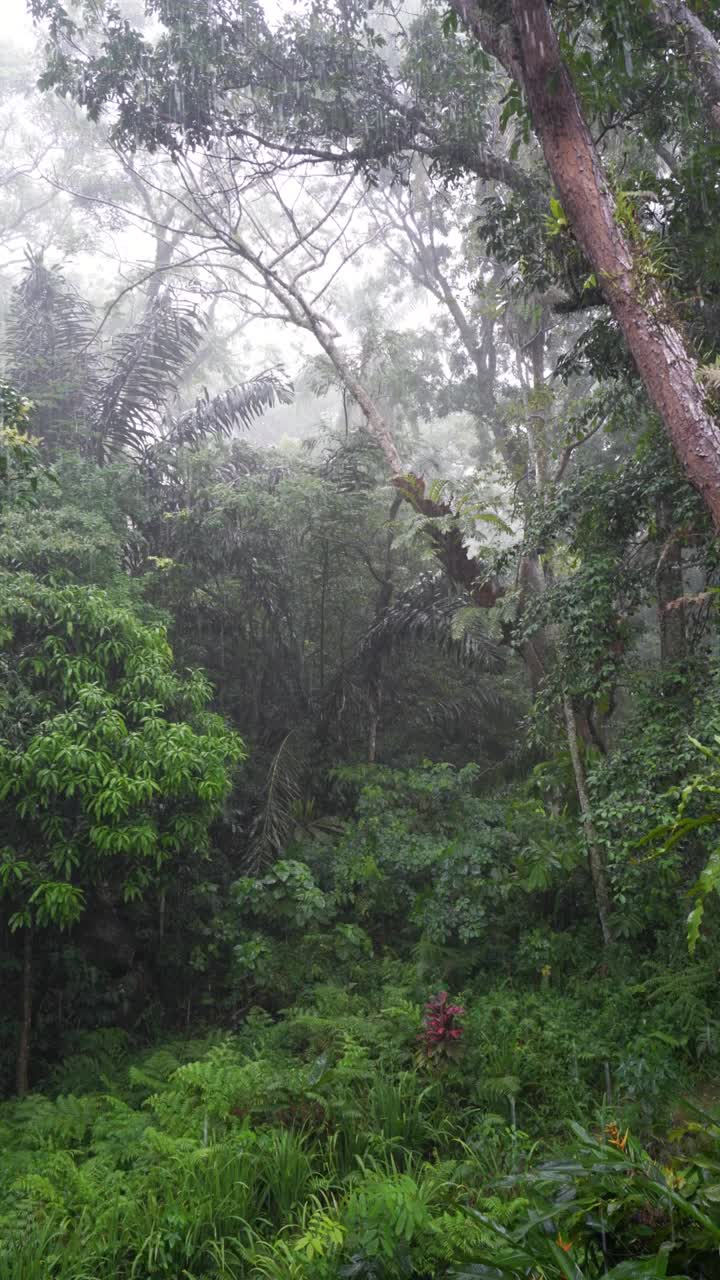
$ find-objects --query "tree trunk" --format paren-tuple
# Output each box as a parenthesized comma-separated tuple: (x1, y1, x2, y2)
(513, 0, 720, 528)
(16, 927, 33, 1097)
(364, 494, 401, 764)
(367, 693, 380, 763)
(655, 497, 686, 665)
(563, 696, 614, 945)
(227, 221, 506, 608)
(319, 540, 329, 692)
(517, 551, 551, 694)
(454, 0, 720, 531)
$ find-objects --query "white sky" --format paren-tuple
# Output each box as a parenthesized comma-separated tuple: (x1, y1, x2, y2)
(5, 0, 34, 45)
(0, 0, 330, 375)
(0, 0, 440, 394)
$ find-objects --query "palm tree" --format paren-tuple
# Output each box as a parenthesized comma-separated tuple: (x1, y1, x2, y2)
(4, 250, 292, 461)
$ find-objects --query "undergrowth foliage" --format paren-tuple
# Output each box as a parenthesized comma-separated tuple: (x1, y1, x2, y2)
(2, 1000, 720, 1280)
(5, 0, 720, 1266)
(3, 760, 720, 1275)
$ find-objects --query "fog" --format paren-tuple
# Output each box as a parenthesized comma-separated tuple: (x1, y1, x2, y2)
(1, 4, 720, 1269)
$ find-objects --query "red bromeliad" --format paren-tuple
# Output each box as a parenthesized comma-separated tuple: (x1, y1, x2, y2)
(418, 991, 465, 1061)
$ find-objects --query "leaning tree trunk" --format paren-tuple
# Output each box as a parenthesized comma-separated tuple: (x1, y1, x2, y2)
(511, 0, 720, 529)
(16, 927, 33, 1097)
(452, 0, 720, 531)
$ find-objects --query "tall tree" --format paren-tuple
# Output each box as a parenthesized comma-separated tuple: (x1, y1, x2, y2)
(0, 574, 244, 1093)
(449, 0, 720, 531)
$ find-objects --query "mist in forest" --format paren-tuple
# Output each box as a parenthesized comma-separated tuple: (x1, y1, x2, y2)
(2, 2, 720, 1276)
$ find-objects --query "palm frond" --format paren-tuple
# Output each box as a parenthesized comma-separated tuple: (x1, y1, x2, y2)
(361, 575, 505, 671)
(314, 431, 383, 492)
(409, 679, 509, 722)
(168, 369, 293, 446)
(246, 729, 306, 872)
(92, 289, 205, 459)
(450, 605, 492, 644)
(5, 249, 95, 451)
(315, 578, 510, 749)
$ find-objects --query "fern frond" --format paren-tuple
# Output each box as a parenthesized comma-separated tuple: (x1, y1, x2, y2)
(699, 364, 720, 389)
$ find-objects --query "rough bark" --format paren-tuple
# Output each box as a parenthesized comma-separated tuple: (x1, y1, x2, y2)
(16, 928, 33, 1097)
(646, 0, 720, 134)
(451, 0, 720, 532)
(563, 696, 615, 946)
(513, 0, 720, 529)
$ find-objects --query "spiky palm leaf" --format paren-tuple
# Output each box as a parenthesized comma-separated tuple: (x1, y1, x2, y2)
(315, 432, 383, 493)
(246, 730, 306, 872)
(5, 250, 95, 453)
(699, 364, 720, 390)
(168, 370, 292, 446)
(91, 289, 205, 460)
(315, 576, 512, 758)
(361, 575, 505, 672)
(8, 258, 292, 462)
(403, 672, 508, 723)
